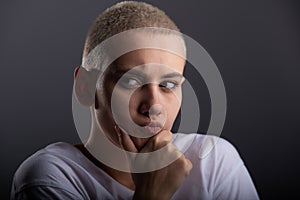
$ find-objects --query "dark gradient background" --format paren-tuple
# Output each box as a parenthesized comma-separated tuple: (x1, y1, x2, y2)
(1, 0, 300, 199)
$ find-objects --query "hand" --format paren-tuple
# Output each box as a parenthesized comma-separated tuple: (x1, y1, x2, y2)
(115, 127, 193, 200)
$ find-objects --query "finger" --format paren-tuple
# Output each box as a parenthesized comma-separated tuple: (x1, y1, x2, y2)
(184, 158, 193, 175)
(140, 130, 173, 152)
(114, 125, 138, 153)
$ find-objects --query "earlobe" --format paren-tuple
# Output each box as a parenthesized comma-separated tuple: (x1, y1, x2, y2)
(74, 66, 97, 107)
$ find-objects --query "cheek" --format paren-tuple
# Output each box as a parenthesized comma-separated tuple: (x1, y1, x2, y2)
(166, 104, 180, 121)
(110, 89, 136, 126)
(128, 92, 143, 125)
(128, 91, 141, 110)
(164, 95, 181, 126)
(103, 82, 114, 107)
(95, 81, 120, 122)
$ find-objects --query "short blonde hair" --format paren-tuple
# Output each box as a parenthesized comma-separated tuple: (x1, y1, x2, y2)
(83, 1, 181, 59)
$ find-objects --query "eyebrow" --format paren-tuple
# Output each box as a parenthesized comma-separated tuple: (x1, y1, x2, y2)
(111, 69, 184, 80)
(111, 69, 146, 79)
(161, 72, 184, 79)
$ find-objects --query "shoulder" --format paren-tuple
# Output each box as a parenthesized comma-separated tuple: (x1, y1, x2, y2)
(173, 133, 242, 164)
(12, 142, 82, 195)
(12, 142, 120, 199)
(14, 142, 79, 177)
(173, 133, 259, 199)
(173, 133, 245, 184)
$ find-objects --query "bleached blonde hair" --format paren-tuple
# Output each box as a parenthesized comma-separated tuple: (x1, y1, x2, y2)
(82, 1, 185, 71)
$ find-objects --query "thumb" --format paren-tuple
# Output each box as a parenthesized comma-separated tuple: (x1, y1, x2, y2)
(114, 125, 138, 153)
(114, 125, 138, 172)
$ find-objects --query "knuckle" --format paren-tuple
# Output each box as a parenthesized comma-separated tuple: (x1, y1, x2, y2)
(184, 159, 193, 176)
(176, 156, 186, 168)
(151, 136, 160, 147)
(151, 135, 170, 149)
(163, 130, 173, 138)
(166, 143, 178, 154)
(176, 157, 192, 176)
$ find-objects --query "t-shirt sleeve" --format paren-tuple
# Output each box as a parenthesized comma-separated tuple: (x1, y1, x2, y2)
(11, 143, 123, 200)
(12, 185, 81, 200)
(210, 138, 259, 200)
(10, 151, 83, 200)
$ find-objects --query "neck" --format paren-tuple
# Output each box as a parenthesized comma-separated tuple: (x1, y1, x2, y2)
(76, 143, 135, 190)
(81, 119, 135, 190)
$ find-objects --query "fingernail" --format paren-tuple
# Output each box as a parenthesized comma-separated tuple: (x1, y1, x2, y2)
(114, 125, 120, 135)
(114, 125, 123, 146)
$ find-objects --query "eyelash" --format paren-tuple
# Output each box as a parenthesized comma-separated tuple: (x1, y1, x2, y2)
(119, 77, 141, 89)
(120, 77, 179, 90)
(159, 81, 179, 90)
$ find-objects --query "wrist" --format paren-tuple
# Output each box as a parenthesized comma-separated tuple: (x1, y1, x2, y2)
(132, 188, 171, 200)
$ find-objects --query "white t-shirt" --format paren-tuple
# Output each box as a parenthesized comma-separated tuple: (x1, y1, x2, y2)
(11, 134, 259, 200)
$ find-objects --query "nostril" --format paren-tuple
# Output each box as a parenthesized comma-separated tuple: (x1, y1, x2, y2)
(149, 104, 163, 116)
(143, 111, 150, 117)
(139, 104, 163, 118)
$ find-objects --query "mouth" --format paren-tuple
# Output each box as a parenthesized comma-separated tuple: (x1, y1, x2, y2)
(143, 121, 163, 134)
(128, 121, 164, 151)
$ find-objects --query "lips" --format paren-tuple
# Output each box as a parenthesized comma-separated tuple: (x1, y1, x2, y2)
(143, 121, 163, 134)
(129, 122, 163, 151)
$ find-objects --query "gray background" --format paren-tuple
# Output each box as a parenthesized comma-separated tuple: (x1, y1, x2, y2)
(1, 0, 299, 199)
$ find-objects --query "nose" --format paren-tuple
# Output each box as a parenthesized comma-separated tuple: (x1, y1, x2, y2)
(139, 84, 162, 116)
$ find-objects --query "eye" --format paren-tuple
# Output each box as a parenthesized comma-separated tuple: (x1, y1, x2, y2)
(119, 77, 141, 89)
(159, 81, 178, 90)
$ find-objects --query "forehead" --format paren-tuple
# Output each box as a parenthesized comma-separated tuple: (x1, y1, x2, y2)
(111, 48, 185, 74)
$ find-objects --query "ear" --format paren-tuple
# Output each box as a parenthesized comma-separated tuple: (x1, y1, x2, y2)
(73, 66, 98, 107)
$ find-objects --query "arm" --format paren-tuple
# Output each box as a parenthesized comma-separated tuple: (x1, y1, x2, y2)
(12, 185, 81, 200)
(116, 127, 192, 200)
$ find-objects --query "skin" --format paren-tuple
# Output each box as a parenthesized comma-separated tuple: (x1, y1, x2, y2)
(75, 48, 193, 199)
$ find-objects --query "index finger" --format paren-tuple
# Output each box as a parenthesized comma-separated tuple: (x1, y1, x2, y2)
(114, 125, 138, 153)
(139, 130, 173, 153)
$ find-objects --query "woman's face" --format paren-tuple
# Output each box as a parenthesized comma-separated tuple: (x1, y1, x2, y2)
(95, 48, 185, 150)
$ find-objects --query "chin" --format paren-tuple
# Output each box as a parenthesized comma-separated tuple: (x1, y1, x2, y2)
(130, 136, 150, 151)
